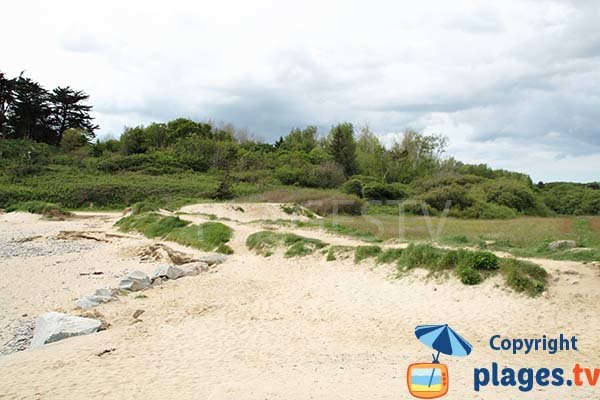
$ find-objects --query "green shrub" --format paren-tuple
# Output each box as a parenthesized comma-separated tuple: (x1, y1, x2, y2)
(458, 201, 517, 219)
(470, 251, 499, 270)
(484, 179, 536, 212)
(342, 179, 363, 197)
(422, 184, 473, 211)
(303, 162, 346, 188)
(500, 258, 548, 296)
(354, 245, 382, 263)
(458, 266, 483, 285)
(363, 183, 405, 202)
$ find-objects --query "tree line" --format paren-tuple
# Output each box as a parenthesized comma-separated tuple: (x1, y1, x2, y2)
(0, 70, 97, 145)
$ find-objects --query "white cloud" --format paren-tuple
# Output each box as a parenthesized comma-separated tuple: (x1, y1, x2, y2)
(2, 0, 599, 182)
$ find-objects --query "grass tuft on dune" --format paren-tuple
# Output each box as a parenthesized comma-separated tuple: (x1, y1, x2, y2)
(246, 231, 328, 257)
(116, 212, 233, 253)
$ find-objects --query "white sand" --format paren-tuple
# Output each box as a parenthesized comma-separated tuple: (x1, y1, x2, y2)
(179, 202, 316, 223)
(0, 206, 598, 399)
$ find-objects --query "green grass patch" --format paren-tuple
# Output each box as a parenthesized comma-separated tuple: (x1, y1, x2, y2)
(500, 258, 548, 297)
(130, 201, 161, 216)
(167, 221, 233, 253)
(392, 244, 544, 295)
(246, 230, 327, 258)
(325, 215, 600, 263)
(376, 248, 405, 264)
(116, 212, 233, 253)
(354, 245, 382, 263)
(116, 212, 190, 238)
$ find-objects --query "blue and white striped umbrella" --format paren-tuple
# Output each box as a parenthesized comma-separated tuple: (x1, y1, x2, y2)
(415, 324, 472, 360)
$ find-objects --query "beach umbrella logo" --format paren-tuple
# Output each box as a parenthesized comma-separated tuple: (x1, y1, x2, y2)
(407, 324, 473, 399)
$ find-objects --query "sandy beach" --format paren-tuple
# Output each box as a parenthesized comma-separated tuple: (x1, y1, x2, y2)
(1, 205, 598, 399)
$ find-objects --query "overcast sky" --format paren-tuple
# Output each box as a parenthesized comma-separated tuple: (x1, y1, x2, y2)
(3, 0, 599, 182)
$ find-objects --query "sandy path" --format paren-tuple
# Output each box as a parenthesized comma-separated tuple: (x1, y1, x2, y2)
(0, 207, 599, 399)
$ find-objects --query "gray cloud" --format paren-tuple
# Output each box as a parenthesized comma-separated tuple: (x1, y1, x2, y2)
(4, 0, 598, 181)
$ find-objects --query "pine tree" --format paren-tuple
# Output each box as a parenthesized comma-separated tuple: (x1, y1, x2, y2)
(8, 74, 52, 143)
(0, 71, 16, 138)
(328, 122, 357, 177)
(49, 86, 98, 143)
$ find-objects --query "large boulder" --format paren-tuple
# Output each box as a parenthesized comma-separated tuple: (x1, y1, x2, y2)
(548, 240, 577, 251)
(118, 270, 150, 291)
(197, 253, 228, 266)
(30, 312, 101, 348)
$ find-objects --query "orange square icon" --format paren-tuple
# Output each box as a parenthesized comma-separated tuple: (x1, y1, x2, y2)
(407, 363, 449, 399)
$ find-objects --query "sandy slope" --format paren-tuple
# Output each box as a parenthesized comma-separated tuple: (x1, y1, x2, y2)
(0, 205, 599, 399)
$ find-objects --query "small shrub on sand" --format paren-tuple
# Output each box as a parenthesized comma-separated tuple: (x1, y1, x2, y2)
(354, 245, 382, 263)
(458, 266, 483, 285)
(500, 258, 548, 296)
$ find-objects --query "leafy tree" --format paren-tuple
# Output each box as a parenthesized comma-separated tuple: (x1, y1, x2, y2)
(120, 126, 148, 155)
(49, 86, 97, 143)
(327, 122, 357, 177)
(388, 130, 447, 183)
(281, 126, 318, 152)
(355, 125, 389, 182)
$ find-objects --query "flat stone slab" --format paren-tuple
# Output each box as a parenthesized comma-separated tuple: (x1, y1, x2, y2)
(30, 312, 102, 348)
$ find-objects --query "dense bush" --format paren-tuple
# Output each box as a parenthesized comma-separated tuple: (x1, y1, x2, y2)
(458, 267, 483, 285)
(363, 182, 406, 202)
(484, 179, 536, 212)
(456, 201, 517, 219)
(341, 179, 363, 197)
(422, 184, 473, 211)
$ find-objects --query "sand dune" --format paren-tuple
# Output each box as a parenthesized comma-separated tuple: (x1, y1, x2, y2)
(0, 205, 598, 399)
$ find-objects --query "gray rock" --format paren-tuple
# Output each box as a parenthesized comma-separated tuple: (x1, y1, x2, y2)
(548, 240, 576, 251)
(118, 270, 150, 291)
(179, 261, 210, 276)
(75, 297, 99, 309)
(90, 288, 115, 302)
(30, 312, 101, 348)
(197, 253, 227, 266)
(75, 288, 116, 309)
(151, 265, 184, 281)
